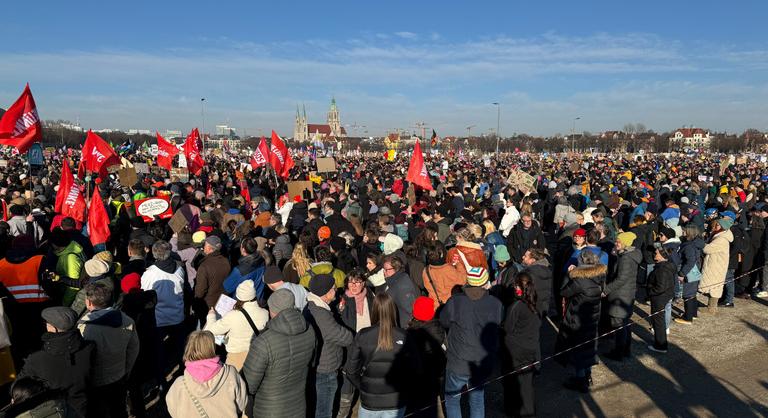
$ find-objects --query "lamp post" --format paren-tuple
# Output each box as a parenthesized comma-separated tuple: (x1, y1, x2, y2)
(201, 98, 206, 152)
(492, 102, 501, 154)
(571, 116, 581, 152)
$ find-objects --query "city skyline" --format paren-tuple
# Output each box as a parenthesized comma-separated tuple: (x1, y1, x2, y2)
(1, 2, 767, 137)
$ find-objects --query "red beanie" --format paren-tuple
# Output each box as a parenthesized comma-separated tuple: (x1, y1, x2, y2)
(413, 296, 435, 321)
(573, 228, 587, 238)
(121, 272, 141, 294)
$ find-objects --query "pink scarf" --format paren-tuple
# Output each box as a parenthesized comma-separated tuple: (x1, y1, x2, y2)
(185, 358, 222, 384)
(345, 287, 368, 316)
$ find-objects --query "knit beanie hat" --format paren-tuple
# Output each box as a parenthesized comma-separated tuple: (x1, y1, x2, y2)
(309, 274, 335, 296)
(192, 231, 207, 247)
(412, 296, 435, 321)
(466, 267, 489, 287)
(573, 228, 587, 238)
(717, 217, 734, 230)
(616, 232, 637, 248)
(263, 266, 283, 284)
(381, 233, 404, 255)
(94, 251, 113, 265)
(84, 259, 109, 278)
(236, 280, 257, 302)
(493, 245, 510, 263)
(659, 225, 676, 239)
(268, 288, 295, 314)
(318, 226, 331, 240)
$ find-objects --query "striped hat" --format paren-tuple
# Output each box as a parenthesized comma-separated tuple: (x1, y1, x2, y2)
(466, 267, 489, 287)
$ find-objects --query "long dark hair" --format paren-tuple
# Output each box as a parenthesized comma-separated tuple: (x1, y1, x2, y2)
(515, 272, 538, 313)
(371, 293, 397, 351)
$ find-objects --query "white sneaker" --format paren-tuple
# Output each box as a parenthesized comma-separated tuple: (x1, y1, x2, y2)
(756, 291, 768, 298)
(666, 328, 670, 335)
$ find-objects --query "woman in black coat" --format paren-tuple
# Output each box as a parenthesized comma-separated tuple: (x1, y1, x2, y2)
(503, 272, 541, 418)
(675, 225, 705, 324)
(555, 250, 604, 393)
(405, 297, 445, 418)
(648, 247, 676, 353)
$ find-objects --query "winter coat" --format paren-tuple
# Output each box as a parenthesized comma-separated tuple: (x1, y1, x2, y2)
(339, 289, 374, 333)
(205, 301, 268, 354)
(116, 289, 158, 382)
(194, 251, 231, 308)
(504, 300, 541, 369)
(523, 258, 553, 317)
(324, 213, 356, 238)
(499, 205, 521, 237)
(700, 229, 733, 299)
(287, 201, 308, 232)
(299, 262, 346, 289)
(405, 320, 445, 407)
(140, 262, 185, 327)
(271, 235, 293, 266)
(555, 264, 605, 369)
(384, 271, 419, 328)
(605, 247, 641, 319)
(506, 222, 546, 263)
(53, 241, 85, 307)
(19, 331, 94, 416)
(303, 294, 353, 373)
(439, 287, 503, 380)
(679, 237, 705, 278)
(241, 308, 316, 418)
(422, 263, 466, 309)
(166, 364, 248, 418)
(0, 394, 78, 418)
(344, 325, 419, 411)
(648, 260, 676, 303)
(662, 238, 682, 270)
(222, 254, 265, 302)
(77, 308, 140, 387)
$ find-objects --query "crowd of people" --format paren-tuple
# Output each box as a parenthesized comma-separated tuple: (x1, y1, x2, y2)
(0, 144, 766, 418)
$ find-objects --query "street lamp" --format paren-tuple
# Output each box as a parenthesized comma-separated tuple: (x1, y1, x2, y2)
(571, 116, 581, 152)
(492, 103, 501, 154)
(201, 98, 206, 152)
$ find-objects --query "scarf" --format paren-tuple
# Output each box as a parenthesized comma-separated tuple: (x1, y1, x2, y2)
(185, 358, 222, 384)
(345, 286, 368, 316)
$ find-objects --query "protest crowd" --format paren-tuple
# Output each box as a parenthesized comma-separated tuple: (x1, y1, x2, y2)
(0, 87, 767, 418)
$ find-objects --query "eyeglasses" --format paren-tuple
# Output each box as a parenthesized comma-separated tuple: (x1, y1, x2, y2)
(383, 266, 395, 272)
(349, 280, 364, 285)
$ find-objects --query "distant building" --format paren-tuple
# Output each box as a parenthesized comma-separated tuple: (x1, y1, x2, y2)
(293, 98, 347, 142)
(127, 129, 151, 135)
(215, 125, 236, 137)
(165, 130, 182, 139)
(669, 127, 710, 149)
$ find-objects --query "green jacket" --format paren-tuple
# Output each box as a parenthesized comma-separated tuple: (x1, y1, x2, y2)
(299, 262, 346, 289)
(54, 241, 86, 307)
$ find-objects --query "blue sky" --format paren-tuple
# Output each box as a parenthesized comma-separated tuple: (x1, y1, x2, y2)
(2, 1, 767, 137)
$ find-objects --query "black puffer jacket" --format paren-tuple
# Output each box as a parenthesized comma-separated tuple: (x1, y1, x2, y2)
(555, 264, 605, 369)
(523, 258, 553, 317)
(344, 325, 420, 411)
(605, 247, 641, 319)
(241, 308, 316, 418)
(19, 330, 94, 417)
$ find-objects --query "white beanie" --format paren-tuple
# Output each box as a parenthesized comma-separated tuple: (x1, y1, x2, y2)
(236, 280, 257, 302)
(381, 233, 404, 255)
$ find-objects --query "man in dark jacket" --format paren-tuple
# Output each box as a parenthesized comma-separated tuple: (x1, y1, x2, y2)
(287, 198, 309, 234)
(242, 289, 316, 418)
(19, 307, 94, 417)
(721, 221, 749, 307)
(439, 267, 503, 418)
(303, 274, 353, 418)
(603, 232, 641, 361)
(382, 256, 419, 327)
(323, 202, 356, 238)
(521, 248, 553, 317)
(647, 247, 676, 354)
(506, 214, 546, 264)
(193, 236, 230, 327)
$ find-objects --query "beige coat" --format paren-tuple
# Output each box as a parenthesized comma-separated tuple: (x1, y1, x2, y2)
(699, 229, 733, 299)
(166, 364, 247, 418)
(204, 301, 268, 353)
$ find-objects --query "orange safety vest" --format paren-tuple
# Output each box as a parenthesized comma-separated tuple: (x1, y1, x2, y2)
(0, 255, 49, 303)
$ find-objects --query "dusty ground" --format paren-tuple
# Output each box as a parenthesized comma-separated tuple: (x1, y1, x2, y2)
(146, 295, 768, 417)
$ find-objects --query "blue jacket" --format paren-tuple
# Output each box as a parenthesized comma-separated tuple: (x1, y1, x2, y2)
(223, 254, 266, 302)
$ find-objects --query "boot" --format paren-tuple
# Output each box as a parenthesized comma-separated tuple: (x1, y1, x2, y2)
(563, 376, 590, 393)
(336, 392, 354, 418)
(707, 297, 719, 315)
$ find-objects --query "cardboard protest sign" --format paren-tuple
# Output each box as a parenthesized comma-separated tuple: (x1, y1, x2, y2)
(316, 157, 337, 173)
(168, 211, 188, 234)
(507, 170, 536, 193)
(0, 160, 7, 168)
(134, 163, 150, 174)
(170, 168, 189, 182)
(117, 167, 138, 187)
(134, 195, 173, 222)
(287, 181, 314, 201)
(736, 157, 747, 165)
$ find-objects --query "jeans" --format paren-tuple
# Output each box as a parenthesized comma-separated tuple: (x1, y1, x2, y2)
(445, 370, 485, 418)
(358, 406, 405, 418)
(664, 301, 672, 331)
(315, 371, 339, 418)
(722, 269, 736, 304)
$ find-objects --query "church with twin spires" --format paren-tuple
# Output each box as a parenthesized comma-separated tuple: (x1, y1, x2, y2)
(293, 98, 346, 142)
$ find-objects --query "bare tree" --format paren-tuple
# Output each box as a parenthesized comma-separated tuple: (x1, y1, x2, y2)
(635, 123, 647, 134)
(623, 123, 636, 134)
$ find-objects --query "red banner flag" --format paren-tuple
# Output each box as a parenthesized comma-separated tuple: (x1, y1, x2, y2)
(0, 84, 42, 152)
(250, 136, 269, 170)
(78, 130, 120, 179)
(88, 185, 111, 246)
(269, 130, 294, 179)
(406, 139, 433, 190)
(184, 128, 205, 176)
(55, 160, 86, 223)
(156, 131, 180, 170)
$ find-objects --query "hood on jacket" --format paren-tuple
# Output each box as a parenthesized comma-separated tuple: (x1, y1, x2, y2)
(237, 253, 265, 276)
(41, 329, 86, 356)
(713, 229, 734, 244)
(569, 264, 608, 280)
(184, 363, 233, 399)
(619, 247, 643, 264)
(81, 308, 124, 328)
(54, 240, 83, 257)
(275, 234, 291, 245)
(154, 257, 178, 274)
(269, 307, 309, 336)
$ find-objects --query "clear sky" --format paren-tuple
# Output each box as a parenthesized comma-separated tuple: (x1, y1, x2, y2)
(1, 1, 767, 137)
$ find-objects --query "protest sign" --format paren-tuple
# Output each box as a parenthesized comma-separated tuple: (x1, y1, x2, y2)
(170, 167, 189, 182)
(316, 157, 337, 173)
(134, 196, 172, 222)
(117, 167, 138, 187)
(287, 181, 313, 201)
(134, 163, 150, 174)
(168, 211, 188, 234)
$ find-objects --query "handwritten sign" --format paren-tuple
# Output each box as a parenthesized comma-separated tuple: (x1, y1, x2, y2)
(134, 196, 172, 222)
(316, 157, 337, 173)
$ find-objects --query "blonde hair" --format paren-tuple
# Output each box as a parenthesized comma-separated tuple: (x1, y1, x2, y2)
(290, 243, 312, 276)
(482, 220, 496, 236)
(183, 331, 217, 362)
(456, 227, 476, 243)
(467, 224, 483, 241)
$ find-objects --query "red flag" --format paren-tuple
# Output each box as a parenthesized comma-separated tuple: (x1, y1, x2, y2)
(250, 136, 269, 169)
(269, 130, 294, 179)
(0, 84, 42, 152)
(88, 185, 111, 246)
(78, 130, 120, 178)
(406, 139, 433, 190)
(55, 160, 86, 223)
(430, 129, 439, 147)
(156, 131, 180, 170)
(239, 180, 251, 203)
(184, 128, 205, 176)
